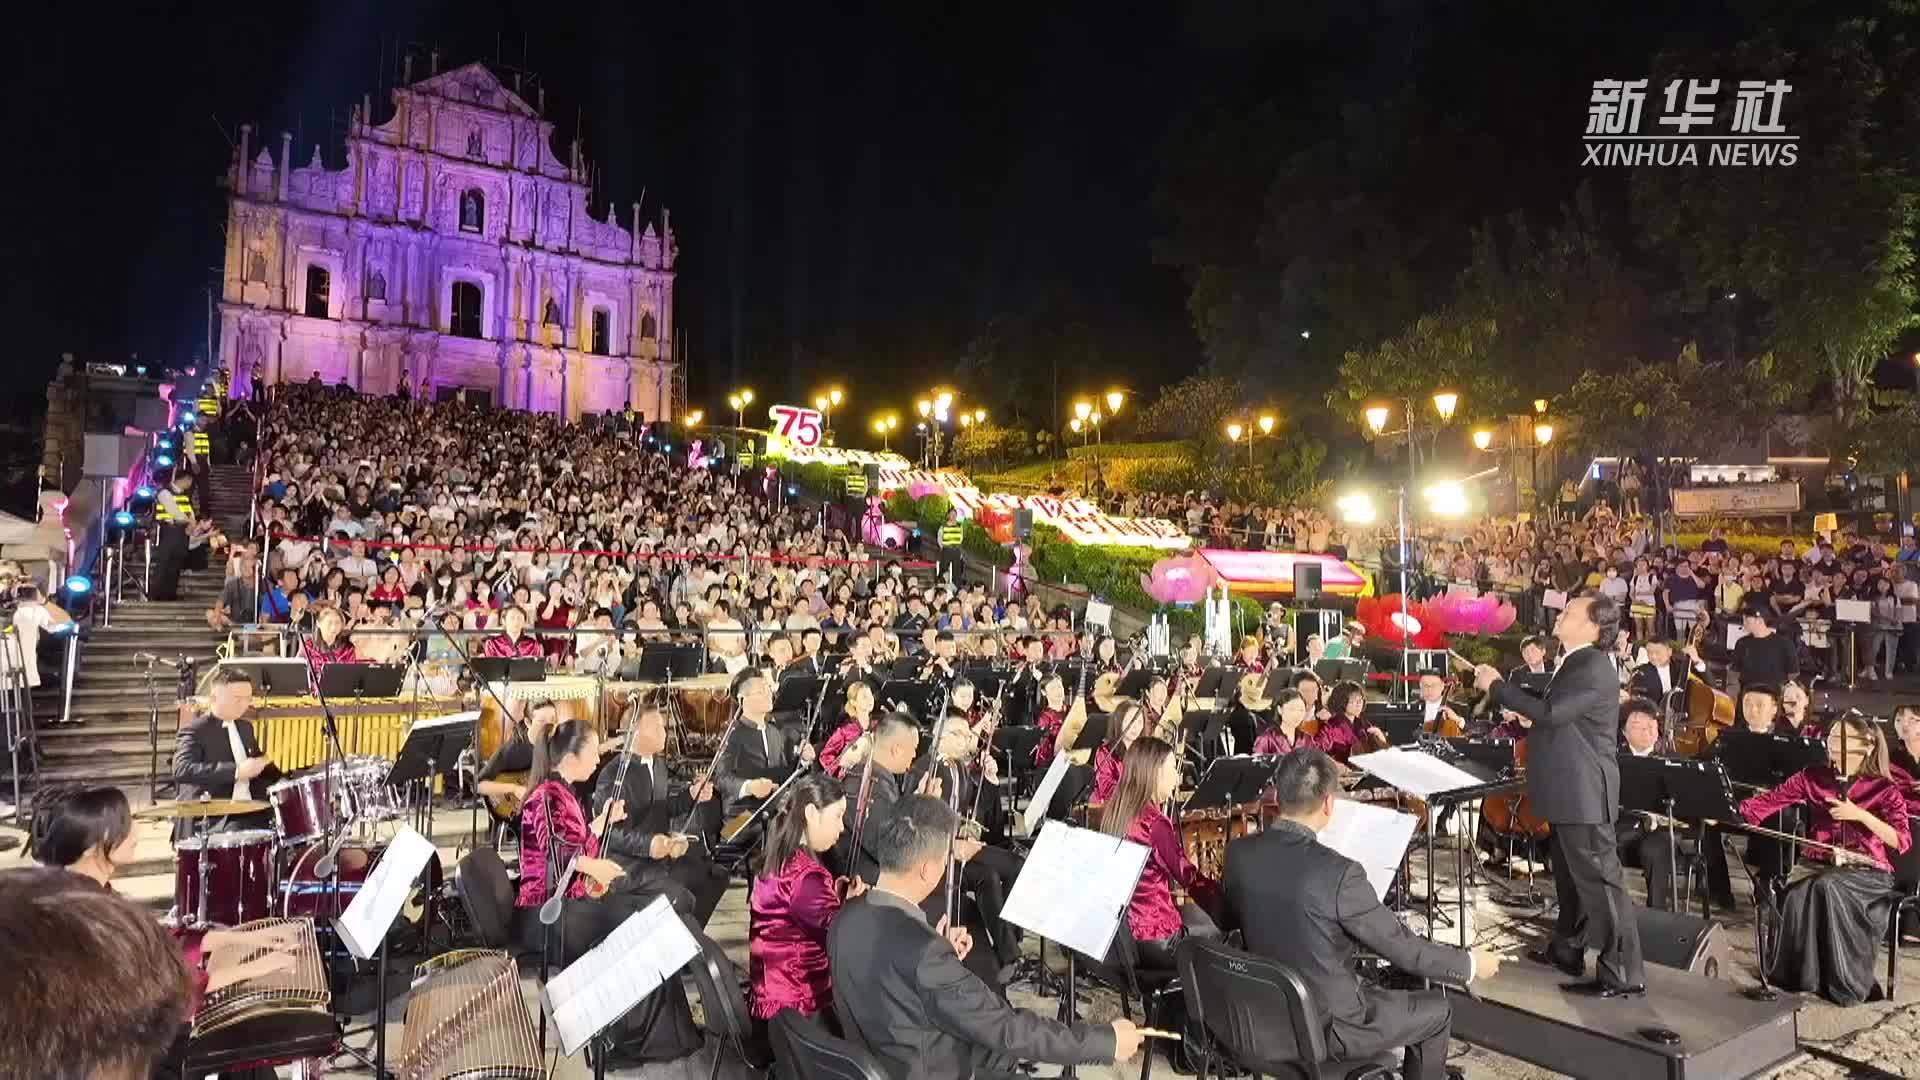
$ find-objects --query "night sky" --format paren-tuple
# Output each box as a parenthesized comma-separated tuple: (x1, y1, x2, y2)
(0, 1, 1785, 423)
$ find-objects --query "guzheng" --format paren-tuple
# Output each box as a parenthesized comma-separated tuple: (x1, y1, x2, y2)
(397, 949, 543, 1080)
(191, 917, 330, 1038)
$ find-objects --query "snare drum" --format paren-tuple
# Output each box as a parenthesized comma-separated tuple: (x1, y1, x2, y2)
(267, 773, 335, 844)
(174, 830, 277, 927)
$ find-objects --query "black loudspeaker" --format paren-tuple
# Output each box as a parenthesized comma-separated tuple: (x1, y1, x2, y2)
(1013, 509, 1034, 540)
(1295, 561, 1323, 601)
(1635, 905, 1729, 979)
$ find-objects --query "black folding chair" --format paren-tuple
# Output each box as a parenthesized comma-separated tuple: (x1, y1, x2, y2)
(769, 1010, 888, 1080)
(684, 930, 773, 1079)
(1175, 937, 1394, 1080)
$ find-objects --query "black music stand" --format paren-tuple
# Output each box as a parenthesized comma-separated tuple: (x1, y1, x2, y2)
(1185, 756, 1275, 811)
(1365, 703, 1425, 746)
(961, 661, 1009, 697)
(1445, 737, 1517, 776)
(772, 675, 824, 715)
(317, 662, 406, 699)
(468, 656, 546, 684)
(1716, 732, 1826, 790)
(388, 713, 474, 835)
(634, 643, 704, 681)
(221, 657, 311, 696)
(1315, 657, 1370, 685)
(889, 656, 923, 680)
(879, 679, 940, 724)
(1192, 667, 1239, 701)
(1115, 669, 1154, 700)
(993, 725, 1049, 804)
(1179, 708, 1226, 766)
(1069, 713, 1112, 754)
(1619, 755, 1741, 917)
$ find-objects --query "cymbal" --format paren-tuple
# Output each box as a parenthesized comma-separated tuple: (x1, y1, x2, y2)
(134, 799, 269, 820)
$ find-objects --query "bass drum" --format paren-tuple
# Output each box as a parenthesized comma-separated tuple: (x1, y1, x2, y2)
(174, 830, 277, 928)
(280, 840, 445, 944)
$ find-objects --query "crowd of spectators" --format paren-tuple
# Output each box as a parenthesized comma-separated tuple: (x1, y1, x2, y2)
(221, 384, 1090, 675)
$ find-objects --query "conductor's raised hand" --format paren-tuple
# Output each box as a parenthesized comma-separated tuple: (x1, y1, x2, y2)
(1472, 664, 1503, 692)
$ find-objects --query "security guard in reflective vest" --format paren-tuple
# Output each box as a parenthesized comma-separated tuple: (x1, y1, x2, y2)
(150, 473, 196, 600)
(937, 512, 965, 582)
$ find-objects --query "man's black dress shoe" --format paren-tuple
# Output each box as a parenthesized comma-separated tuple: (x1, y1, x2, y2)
(1527, 946, 1585, 978)
(1561, 980, 1647, 999)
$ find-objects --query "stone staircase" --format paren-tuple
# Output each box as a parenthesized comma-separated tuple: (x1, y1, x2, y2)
(27, 462, 255, 797)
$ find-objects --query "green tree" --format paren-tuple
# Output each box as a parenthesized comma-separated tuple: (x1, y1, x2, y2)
(1132, 375, 1243, 445)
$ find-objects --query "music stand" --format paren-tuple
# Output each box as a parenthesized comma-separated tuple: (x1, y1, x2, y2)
(878, 679, 939, 724)
(634, 643, 704, 681)
(388, 712, 475, 834)
(1192, 667, 1235, 700)
(317, 662, 406, 700)
(1179, 708, 1225, 764)
(1315, 657, 1369, 685)
(1116, 669, 1154, 700)
(961, 661, 1009, 697)
(1445, 737, 1517, 776)
(772, 675, 824, 715)
(220, 657, 310, 696)
(888, 657, 923, 680)
(1364, 703, 1425, 746)
(1069, 713, 1113, 753)
(1716, 732, 1826, 790)
(1185, 756, 1274, 811)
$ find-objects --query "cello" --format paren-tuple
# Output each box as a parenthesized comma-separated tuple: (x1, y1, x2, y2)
(1479, 736, 1551, 841)
(1670, 622, 1734, 758)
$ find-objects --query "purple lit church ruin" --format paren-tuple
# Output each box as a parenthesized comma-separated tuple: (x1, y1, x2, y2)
(218, 60, 677, 420)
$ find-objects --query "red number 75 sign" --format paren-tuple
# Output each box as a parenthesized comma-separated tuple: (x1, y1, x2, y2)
(768, 404, 825, 447)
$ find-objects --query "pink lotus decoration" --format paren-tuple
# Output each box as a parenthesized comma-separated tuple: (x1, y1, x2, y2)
(862, 494, 911, 550)
(908, 479, 944, 500)
(1356, 594, 1448, 649)
(1425, 592, 1520, 637)
(1009, 542, 1032, 601)
(1140, 552, 1218, 605)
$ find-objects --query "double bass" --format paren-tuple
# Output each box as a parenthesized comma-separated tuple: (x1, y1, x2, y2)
(1671, 622, 1734, 758)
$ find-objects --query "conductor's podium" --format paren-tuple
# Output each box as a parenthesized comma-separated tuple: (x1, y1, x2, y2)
(1450, 956, 1800, 1080)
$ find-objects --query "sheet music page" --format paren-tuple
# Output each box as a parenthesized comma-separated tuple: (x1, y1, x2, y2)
(546, 895, 699, 1057)
(1318, 799, 1418, 902)
(333, 826, 437, 960)
(1348, 748, 1485, 799)
(411, 709, 479, 732)
(1022, 753, 1073, 836)
(1002, 821, 1149, 960)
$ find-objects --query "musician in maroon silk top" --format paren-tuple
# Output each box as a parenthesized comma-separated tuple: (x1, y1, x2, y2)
(1233, 636, 1266, 674)
(748, 774, 864, 1020)
(1310, 680, 1389, 765)
(1091, 702, 1150, 806)
(1736, 713, 1911, 1004)
(303, 606, 359, 691)
(483, 604, 546, 659)
(1098, 737, 1220, 968)
(820, 679, 877, 780)
(1252, 689, 1310, 756)
(1033, 673, 1071, 768)
(514, 719, 702, 1057)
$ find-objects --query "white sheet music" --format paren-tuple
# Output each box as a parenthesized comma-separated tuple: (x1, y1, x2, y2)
(333, 826, 436, 960)
(1319, 799, 1418, 902)
(1836, 598, 1872, 624)
(545, 895, 699, 1057)
(722, 652, 751, 676)
(1348, 747, 1486, 799)
(1002, 821, 1149, 960)
(1022, 752, 1073, 836)
(410, 709, 479, 732)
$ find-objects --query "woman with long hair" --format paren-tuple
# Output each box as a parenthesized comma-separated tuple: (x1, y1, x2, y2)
(1032, 673, 1072, 769)
(302, 605, 358, 691)
(31, 785, 298, 1015)
(819, 678, 877, 779)
(1738, 713, 1910, 1004)
(1091, 701, 1149, 806)
(748, 775, 862, 1021)
(1233, 635, 1266, 674)
(1097, 738, 1219, 966)
(518, 719, 700, 1060)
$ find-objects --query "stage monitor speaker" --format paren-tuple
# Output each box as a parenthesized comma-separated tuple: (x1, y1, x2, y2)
(1013, 508, 1034, 540)
(1294, 561, 1323, 601)
(82, 434, 144, 479)
(1635, 905, 1729, 979)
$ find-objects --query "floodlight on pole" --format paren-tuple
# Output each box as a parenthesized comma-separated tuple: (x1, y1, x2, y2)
(1336, 493, 1376, 525)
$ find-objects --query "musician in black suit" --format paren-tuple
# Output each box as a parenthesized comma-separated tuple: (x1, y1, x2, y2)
(1222, 750, 1495, 1080)
(715, 668, 815, 819)
(910, 719, 1023, 980)
(595, 703, 729, 926)
(1507, 635, 1555, 697)
(1616, 697, 1685, 912)
(837, 712, 921, 887)
(1626, 638, 1704, 713)
(1475, 593, 1647, 997)
(169, 666, 281, 837)
(829, 794, 1138, 1080)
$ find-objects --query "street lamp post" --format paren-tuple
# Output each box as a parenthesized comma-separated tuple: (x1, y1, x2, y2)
(1359, 391, 1461, 701)
(1224, 413, 1278, 497)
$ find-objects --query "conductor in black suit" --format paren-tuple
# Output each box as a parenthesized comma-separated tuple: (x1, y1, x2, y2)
(595, 703, 729, 926)
(1222, 750, 1498, 1080)
(1475, 593, 1647, 997)
(829, 793, 1140, 1080)
(169, 666, 281, 838)
(715, 668, 815, 819)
